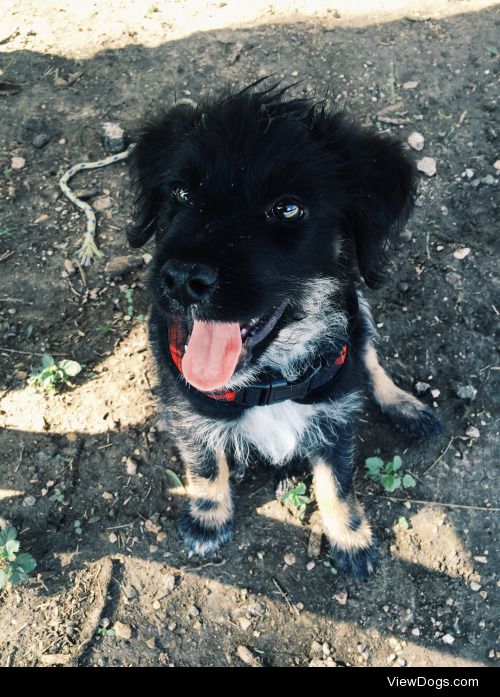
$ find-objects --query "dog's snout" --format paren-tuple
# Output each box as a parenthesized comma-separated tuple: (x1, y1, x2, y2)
(161, 259, 217, 305)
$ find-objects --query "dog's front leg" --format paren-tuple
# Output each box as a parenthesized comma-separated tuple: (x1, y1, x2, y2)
(312, 426, 379, 580)
(177, 443, 234, 558)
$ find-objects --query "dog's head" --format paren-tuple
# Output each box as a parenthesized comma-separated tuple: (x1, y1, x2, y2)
(128, 84, 415, 392)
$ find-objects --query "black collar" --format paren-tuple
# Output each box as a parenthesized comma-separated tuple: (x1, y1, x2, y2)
(158, 312, 350, 412)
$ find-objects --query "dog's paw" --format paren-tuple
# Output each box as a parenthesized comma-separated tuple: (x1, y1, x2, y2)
(330, 541, 379, 581)
(382, 396, 442, 439)
(178, 508, 233, 558)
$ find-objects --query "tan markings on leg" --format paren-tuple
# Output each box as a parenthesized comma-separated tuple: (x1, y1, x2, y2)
(188, 449, 232, 527)
(312, 458, 372, 552)
(364, 344, 422, 411)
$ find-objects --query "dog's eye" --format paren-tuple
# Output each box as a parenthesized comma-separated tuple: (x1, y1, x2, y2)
(172, 184, 191, 204)
(271, 199, 304, 222)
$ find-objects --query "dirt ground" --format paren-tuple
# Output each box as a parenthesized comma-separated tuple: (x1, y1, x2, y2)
(0, 0, 498, 668)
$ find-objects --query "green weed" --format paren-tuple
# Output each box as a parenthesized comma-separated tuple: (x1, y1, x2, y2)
(365, 455, 416, 492)
(0, 527, 37, 589)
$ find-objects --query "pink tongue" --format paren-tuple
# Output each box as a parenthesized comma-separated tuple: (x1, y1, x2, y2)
(181, 320, 242, 391)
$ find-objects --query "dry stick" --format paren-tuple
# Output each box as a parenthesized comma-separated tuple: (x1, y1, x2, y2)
(0, 346, 68, 357)
(271, 576, 296, 615)
(363, 492, 499, 513)
(423, 436, 455, 476)
(0, 297, 34, 304)
(69, 558, 113, 666)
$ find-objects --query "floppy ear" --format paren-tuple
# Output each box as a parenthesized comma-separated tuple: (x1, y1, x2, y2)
(311, 110, 416, 288)
(345, 127, 416, 288)
(127, 103, 197, 248)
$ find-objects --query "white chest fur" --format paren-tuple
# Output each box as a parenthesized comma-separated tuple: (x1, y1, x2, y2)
(238, 400, 317, 464)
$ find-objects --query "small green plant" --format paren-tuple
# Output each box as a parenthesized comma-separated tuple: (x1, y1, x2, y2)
(96, 625, 115, 637)
(323, 560, 338, 575)
(280, 481, 312, 521)
(486, 46, 498, 57)
(95, 322, 114, 341)
(0, 527, 37, 589)
(74, 520, 83, 536)
(28, 354, 82, 392)
(50, 487, 64, 503)
(121, 289, 146, 321)
(123, 288, 134, 316)
(365, 455, 416, 492)
(398, 516, 410, 530)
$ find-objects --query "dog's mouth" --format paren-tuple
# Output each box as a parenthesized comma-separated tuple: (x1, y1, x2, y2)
(178, 301, 287, 392)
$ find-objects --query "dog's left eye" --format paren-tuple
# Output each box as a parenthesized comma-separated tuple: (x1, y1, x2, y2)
(172, 184, 191, 204)
(271, 199, 304, 222)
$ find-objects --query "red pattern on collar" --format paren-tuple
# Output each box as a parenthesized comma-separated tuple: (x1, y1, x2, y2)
(168, 316, 346, 403)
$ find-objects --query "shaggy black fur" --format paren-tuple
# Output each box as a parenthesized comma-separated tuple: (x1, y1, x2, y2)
(127, 82, 440, 579)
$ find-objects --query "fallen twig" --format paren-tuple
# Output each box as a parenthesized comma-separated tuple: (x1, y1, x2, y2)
(363, 492, 499, 513)
(424, 436, 454, 476)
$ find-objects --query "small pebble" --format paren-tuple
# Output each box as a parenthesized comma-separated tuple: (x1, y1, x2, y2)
(407, 132, 424, 151)
(64, 259, 75, 275)
(334, 591, 348, 606)
(473, 556, 487, 564)
(455, 384, 477, 401)
(102, 491, 114, 501)
(415, 381, 430, 394)
(103, 122, 125, 153)
(238, 616, 251, 631)
(453, 247, 470, 260)
(306, 561, 316, 571)
(152, 600, 161, 610)
(23, 496, 36, 507)
(33, 133, 50, 149)
(430, 388, 440, 399)
(145, 519, 162, 534)
(465, 426, 480, 439)
(236, 645, 261, 667)
(310, 640, 322, 654)
(470, 581, 481, 592)
(93, 195, 112, 211)
(156, 531, 167, 543)
(188, 605, 200, 618)
(11, 156, 26, 170)
(113, 621, 132, 640)
(146, 637, 157, 650)
(416, 156, 437, 177)
(108, 532, 118, 543)
(123, 585, 137, 600)
(284, 552, 296, 566)
(124, 457, 138, 475)
(387, 653, 396, 663)
(411, 627, 421, 637)
(163, 574, 176, 593)
(442, 634, 455, 645)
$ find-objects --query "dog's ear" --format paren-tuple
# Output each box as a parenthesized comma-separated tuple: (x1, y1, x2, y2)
(127, 103, 197, 248)
(312, 111, 416, 288)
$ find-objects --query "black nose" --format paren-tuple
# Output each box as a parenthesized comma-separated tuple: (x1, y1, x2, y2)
(161, 259, 218, 305)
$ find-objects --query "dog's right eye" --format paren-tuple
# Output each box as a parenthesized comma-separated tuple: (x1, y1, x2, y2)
(172, 184, 191, 204)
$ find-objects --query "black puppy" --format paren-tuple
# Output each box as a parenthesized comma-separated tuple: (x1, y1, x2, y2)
(127, 84, 440, 580)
